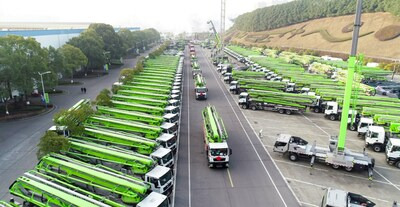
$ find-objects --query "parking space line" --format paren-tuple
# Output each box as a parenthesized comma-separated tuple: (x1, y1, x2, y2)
(202, 49, 290, 207)
(286, 177, 391, 204)
(374, 169, 400, 192)
(301, 114, 331, 137)
(226, 168, 235, 188)
(300, 202, 319, 207)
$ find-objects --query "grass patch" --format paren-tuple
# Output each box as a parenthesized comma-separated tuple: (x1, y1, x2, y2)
(375, 25, 400, 41)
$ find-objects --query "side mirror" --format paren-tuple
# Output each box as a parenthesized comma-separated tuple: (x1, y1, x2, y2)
(229, 148, 233, 155)
(206, 88, 209, 92)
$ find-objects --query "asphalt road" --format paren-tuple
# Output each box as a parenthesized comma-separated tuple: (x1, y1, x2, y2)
(0, 48, 156, 201)
(174, 46, 300, 207)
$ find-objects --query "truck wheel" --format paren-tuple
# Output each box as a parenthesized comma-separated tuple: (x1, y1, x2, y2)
(285, 110, 292, 115)
(289, 153, 298, 161)
(251, 105, 257, 111)
(396, 161, 400, 169)
(331, 164, 340, 170)
(329, 115, 336, 121)
(349, 124, 356, 131)
(313, 108, 320, 113)
(373, 144, 382, 152)
(344, 166, 353, 172)
(278, 109, 285, 114)
(224, 163, 229, 168)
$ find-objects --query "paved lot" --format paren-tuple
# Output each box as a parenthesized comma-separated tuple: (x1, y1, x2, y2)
(215, 51, 400, 206)
(0, 48, 156, 201)
(174, 47, 300, 207)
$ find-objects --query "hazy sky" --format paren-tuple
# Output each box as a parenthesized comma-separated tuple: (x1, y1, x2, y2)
(0, 0, 291, 33)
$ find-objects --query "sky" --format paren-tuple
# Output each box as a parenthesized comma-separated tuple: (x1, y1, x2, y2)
(0, 0, 291, 34)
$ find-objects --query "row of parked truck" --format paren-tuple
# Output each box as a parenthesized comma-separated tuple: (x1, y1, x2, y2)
(2, 50, 184, 207)
(211, 46, 380, 206)
(224, 46, 400, 170)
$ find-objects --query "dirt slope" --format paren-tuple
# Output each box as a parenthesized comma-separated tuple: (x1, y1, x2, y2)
(228, 12, 400, 60)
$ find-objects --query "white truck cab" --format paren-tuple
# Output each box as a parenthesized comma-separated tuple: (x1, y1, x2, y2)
(357, 117, 373, 135)
(151, 147, 174, 168)
(137, 192, 170, 207)
(164, 106, 179, 114)
(144, 165, 173, 195)
(365, 126, 386, 152)
(207, 142, 231, 168)
(386, 138, 400, 168)
(238, 92, 248, 104)
(157, 133, 177, 152)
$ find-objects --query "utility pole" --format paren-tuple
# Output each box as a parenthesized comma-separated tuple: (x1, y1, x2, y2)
(220, 0, 226, 55)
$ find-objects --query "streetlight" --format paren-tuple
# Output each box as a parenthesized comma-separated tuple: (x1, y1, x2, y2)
(38, 71, 51, 108)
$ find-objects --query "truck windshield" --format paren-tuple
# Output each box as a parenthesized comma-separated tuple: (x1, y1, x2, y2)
(210, 148, 228, 156)
(159, 170, 173, 186)
(159, 199, 169, 207)
(167, 136, 176, 147)
(163, 124, 178, 134)
(196, 88, 207, 93)
(162, 152, 173, 165)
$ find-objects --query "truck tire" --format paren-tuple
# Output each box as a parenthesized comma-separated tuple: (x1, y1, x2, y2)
(344, 166, 353, 172)
(313, 108, 320, 113)
(285, 110, 292, 115)
(396, 161, 400, 169)
(278, 109, 285, 114)
(349, 124, 356, 131)
(331, 164, 340, 169)
(224, 163, 229, 168)
(373, 144, 382, 152)
(289, 153, 298, 161)
(329, 114, 336, 121)
(251, 105, 257, 111)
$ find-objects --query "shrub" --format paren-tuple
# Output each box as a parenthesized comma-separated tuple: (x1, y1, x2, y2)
(36, 131, 70, 159)
(94, 89, 113, 107)
(375, 25, 400, 41)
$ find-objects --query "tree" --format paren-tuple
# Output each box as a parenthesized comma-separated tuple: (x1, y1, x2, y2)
(36, 131, 70, 159)
(53, 104, 94, 135)
(45, 46, 65, 89)
(89, 23, 124, 59)
(0, 35, 48, 102)
(68, 30, 105, 69)
(58, 44, 88, 82)
(94, 89, 113, 107)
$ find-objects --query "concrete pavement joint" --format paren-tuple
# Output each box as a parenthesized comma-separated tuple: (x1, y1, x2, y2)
(202, 49, 290, 207)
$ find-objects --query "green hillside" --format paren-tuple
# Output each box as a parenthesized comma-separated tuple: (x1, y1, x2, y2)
(234, 0, 400, 32)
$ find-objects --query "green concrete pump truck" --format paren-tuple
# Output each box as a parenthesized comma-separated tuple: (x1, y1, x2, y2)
(63, 138, 174, 195)
(194, 74, 208, 100)
(81, 126, 174, 166)
(202, 106, 232, 168)
(35, 153, 151, 204)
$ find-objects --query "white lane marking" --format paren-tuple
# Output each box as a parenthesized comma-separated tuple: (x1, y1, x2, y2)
(172, 57, 185, 207)
(374, 169, 400, 192)
(201, 49, 289, 207)
(227, 168, 235, 188)
(187, 50, 192, 207)
(287, 178, 391, 204)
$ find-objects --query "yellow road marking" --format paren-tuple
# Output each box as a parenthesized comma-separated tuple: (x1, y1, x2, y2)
(227, 168, 234, 188)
